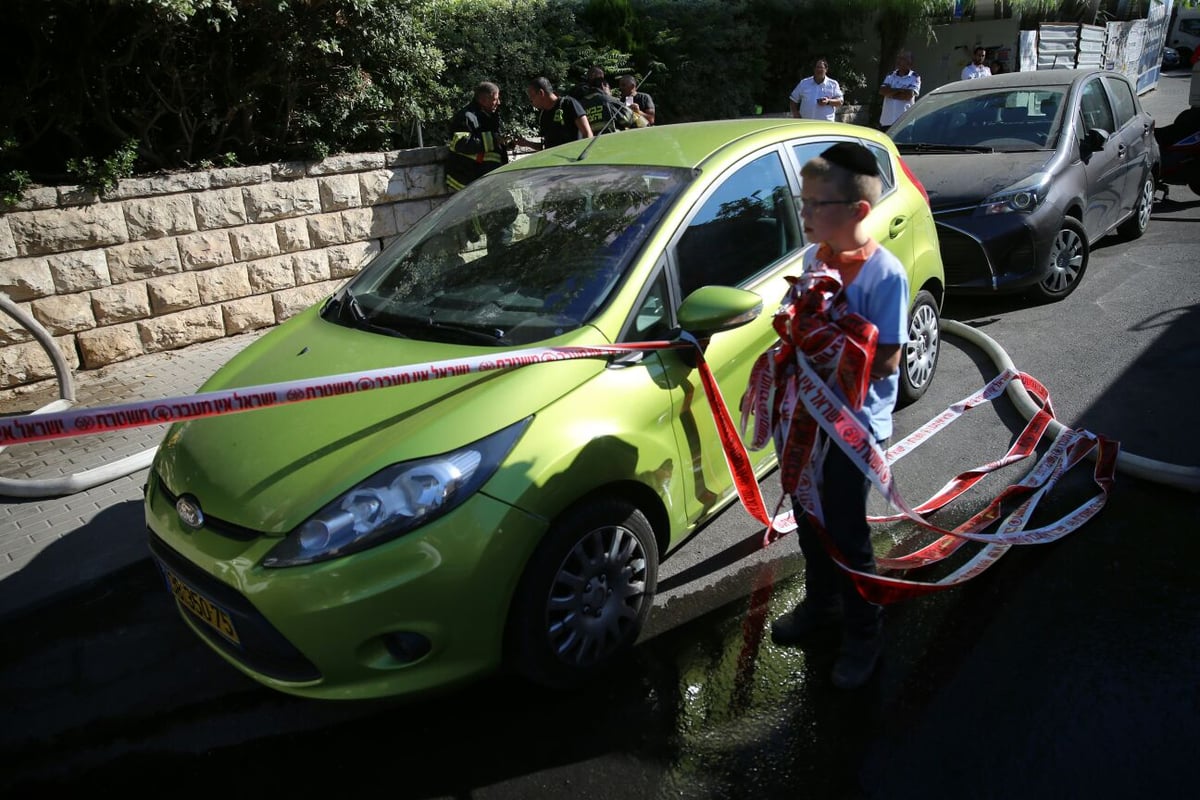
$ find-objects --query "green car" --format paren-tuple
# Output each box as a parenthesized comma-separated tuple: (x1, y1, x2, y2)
(145, 119, 945, 700)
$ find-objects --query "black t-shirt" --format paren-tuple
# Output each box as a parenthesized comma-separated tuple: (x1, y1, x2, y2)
(539, 96, 588, 149)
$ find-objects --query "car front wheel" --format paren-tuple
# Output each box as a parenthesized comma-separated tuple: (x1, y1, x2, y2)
(507, 497, 659, 688)
(1118, 174, 1155, 240)
(899, 289, 940, 407)
(1034, 217, 1089, 302)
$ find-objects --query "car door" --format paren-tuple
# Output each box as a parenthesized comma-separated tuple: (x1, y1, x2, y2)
(1076, 76, 1125, 238)
(643, 146, 807, 523)
(1102, 73, 1153, 217)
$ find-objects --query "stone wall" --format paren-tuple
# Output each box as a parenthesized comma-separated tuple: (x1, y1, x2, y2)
(0, 148, 449, 393)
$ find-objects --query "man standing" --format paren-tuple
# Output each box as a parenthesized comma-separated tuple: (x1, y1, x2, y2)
(617, 75, 656, 126)
(580, 76, 636, 134)
(789, 59, 845, 121)
(961, 47, 992, 80)
(518, 77, 593, 150)
(878, 51, 921, 131)
(445, 81, 509, 193)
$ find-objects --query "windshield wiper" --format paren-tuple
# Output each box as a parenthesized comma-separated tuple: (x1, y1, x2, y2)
(326, 293, 410, 338)
(897, 142, 995, 154)
(387, 316, 507, 345)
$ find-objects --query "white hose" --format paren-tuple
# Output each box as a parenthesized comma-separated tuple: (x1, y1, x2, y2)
(1, 292, 157, 498)
(944, 319, 1200, 493)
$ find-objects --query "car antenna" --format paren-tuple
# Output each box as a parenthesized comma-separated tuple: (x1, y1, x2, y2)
(574, 71, 653, 163)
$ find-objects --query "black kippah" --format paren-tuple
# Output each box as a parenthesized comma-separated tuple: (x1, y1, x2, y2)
(820, 142, 880, 177)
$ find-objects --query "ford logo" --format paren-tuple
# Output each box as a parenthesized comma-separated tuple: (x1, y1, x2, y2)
(176, 495, 205, 530)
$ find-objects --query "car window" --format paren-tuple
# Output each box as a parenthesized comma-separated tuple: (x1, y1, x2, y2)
(674, 151, 801, 297)
(791, 140, 896, 192)
(1079, 78, 1116, 134)
(889, 88, 1066, 150)
(628, 269, 672, 342)
(1103, 76, 1137, 128)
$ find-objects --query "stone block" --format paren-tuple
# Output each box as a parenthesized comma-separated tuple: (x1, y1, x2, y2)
(340, 207, 374, 242)
(292, 250, 331, 285)
(78, 322, 144, 368)
(138, 306, 225, 353)
(8, 186, 59, 212)
(275, 217, 311, 253)
(221, 295, 275, 334)
(193, 188, 248, 230)
(359, 169, 405, 205)
(228, 223, 281, 261)
(31, 293, 95, 334)
(243, 180, 321, 223)
(318, 174, 362, 211)
(326, 241, 380, 279)
(106, 238, 182, 283)
(123, 195, 198, 240)
(46, 250, 111, 293)
(246, 255, 297, 293)
(209, 165, 272, 189)
(395, 199, 434, 233)
(0, 257, 56, 300)
(386, 147, 442, 168)
(307, 212, 345, 247)
(0, 217, 15, 260)
(310, 152, 387, 175)
(0, 301, 34, 345)
(91, 282, 151, 325)
(109, 171, 212, 200)
(0, 339, 57, 387)
(271, 161, 308, 180)
(6, 204, 129, 256)
(272, 281, 340, 321)
(147, 273, 200, 314)
(195, 263, 251, 304)
(177, 230, 234, 270)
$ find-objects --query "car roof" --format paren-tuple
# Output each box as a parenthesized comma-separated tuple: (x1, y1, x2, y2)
(496, 118, 892, 172)
(929, 68, 1129, 95)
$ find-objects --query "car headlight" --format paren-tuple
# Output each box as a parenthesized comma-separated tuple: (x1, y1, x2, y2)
(262, 417, 531, 567)
(980, 173, 1047, 215)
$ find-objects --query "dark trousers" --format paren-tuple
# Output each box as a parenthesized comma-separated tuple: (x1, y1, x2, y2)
(794, 439, 882, 638)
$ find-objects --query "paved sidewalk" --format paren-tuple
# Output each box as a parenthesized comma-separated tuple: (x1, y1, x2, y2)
(0, 332, 263, 620)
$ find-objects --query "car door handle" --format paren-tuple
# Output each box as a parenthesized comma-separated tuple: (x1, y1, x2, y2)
(1117, 143, 1127, 158)
(889, 216, 907, 239)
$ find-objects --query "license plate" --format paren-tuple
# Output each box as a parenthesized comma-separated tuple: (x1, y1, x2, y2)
(162, 568, 241, 645)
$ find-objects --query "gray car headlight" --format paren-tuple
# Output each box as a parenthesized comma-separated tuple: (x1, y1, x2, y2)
(981, 173, 1047, 215)
(262, 417, 531, 568)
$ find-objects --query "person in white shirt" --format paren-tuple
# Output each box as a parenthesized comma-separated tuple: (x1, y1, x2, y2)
(878, 51, 921, 131)
(788, 59, 844, 122)
(961, 47, 992, 81)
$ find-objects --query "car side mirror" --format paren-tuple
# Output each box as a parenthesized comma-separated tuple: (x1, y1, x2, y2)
(1084, 127, 1110, 151)
(676, 285, 763, 338)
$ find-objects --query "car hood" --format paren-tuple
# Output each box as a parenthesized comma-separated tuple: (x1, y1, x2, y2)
(905, 151, 1055, 210)
(153, 305, 609, 533)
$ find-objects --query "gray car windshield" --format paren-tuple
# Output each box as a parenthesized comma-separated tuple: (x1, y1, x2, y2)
(891, 88, 1067, 152)
(324, 165, 690, 346)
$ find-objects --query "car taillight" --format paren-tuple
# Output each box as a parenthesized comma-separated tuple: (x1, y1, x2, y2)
(899, 156, 930, 206)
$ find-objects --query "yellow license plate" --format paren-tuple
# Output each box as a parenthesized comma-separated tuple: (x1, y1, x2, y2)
(164, 569, 241, 645)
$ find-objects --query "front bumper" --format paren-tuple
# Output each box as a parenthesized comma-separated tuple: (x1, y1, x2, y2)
(934, 206, 1056, 294)
(145, 470, 548, 700)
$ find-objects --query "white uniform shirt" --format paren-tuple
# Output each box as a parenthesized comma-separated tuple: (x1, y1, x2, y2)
(880, 70, 921, 127)
(789, 76, 843, 121)
(961, 63, 992, 81)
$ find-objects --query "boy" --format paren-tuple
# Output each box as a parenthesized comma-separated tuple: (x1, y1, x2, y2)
(769, 141, 909, 690)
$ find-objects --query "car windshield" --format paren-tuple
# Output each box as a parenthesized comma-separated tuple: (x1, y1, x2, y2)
(891, 87, 1068, 152)
(323, 164, 691, 346)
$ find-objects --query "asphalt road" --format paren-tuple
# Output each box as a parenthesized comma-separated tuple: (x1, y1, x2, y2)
(2, 69, 1198, 799)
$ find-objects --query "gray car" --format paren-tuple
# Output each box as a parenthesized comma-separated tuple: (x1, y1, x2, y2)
(888, 68, 1159, 302)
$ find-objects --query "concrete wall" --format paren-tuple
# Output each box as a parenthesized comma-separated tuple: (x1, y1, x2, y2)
(0, 148, 450, 393)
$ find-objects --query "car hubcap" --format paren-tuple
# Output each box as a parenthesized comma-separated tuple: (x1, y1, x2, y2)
(906, 304, 939, 389)
(1043, 227, 1084, 294)
(546, 524, 648, 666)
(1137, 178, 1153, 229)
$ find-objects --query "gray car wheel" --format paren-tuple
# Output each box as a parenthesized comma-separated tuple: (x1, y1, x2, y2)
(507, 497, 658, 688)
(899, 289, 940, 407)
(1035, 217, 1089, 302)
(1118, 174, 1154, 240)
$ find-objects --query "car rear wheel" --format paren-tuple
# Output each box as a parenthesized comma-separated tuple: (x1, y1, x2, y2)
(1034, 217, 1089, 302)
(1118, 174, 1154, 240)
(899, 289, 940, 407)
(507, 497, 658, 688)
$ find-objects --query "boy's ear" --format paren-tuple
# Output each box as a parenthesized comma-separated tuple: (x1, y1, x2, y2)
(852, 200, 871, 222)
